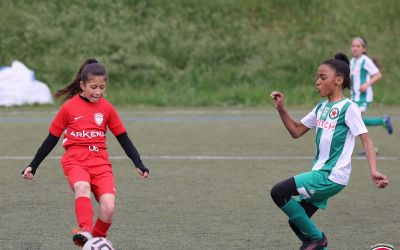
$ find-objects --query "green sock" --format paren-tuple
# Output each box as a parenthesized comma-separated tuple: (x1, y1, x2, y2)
(280, 199, 322, 240)
(363, 117, 384, 126)
(289, 221, 308, 242)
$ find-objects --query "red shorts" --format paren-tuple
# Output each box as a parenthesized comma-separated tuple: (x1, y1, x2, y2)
(61, 146, 116, 200)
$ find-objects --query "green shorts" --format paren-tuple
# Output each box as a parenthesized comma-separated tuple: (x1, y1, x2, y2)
(355, 101, 371, 112)
(294, 170, 345, 209)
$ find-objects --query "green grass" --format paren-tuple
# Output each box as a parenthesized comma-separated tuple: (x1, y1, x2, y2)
(1, 107, 399, 249)
(1, 0, 400, 106)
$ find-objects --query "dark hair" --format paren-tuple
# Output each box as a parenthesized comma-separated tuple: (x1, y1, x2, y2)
(322, 53, 351, 89)
(55, 58, 107, 101)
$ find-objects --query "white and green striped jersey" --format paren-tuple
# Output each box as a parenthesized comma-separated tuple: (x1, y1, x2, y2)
(350, 54, 379, 103)
(301, 98, 368, 185)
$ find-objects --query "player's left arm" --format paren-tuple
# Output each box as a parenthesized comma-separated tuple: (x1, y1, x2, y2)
(360, 59, 382, 92)
(116, 132, 149, 179)
(368, 71, 382, 86)
(360, 72, 382, 92)
(359, 133, 388, 188)
(346, 103, 388, 188)
(107, 103, 149, 178)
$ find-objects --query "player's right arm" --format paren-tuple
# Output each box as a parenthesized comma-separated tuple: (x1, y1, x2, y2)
(22, 105, 68, 180)
(22, 133, 60, 180)
(271, 91, 310, 138)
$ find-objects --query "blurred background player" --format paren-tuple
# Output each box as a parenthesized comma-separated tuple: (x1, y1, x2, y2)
(270, 53, 388, 250)
(21, 58, 149, 247)
(350, 37, 393, 146)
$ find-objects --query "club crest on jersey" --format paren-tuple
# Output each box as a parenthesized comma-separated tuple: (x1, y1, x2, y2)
(94, 113, 104, 126)
(329, 108, 339, 119)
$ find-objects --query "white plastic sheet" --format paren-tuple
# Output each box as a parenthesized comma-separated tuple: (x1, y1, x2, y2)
(0, 61, 53, 106)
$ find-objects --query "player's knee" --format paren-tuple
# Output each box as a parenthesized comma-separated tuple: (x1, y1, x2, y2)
(100, 201, 115, 219)
(73, 181, 91, 197)
(270, 184, 280, 201)
(270, 183, 285, 207)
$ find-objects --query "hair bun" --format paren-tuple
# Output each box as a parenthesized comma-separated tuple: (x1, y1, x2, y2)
(86, 58, 98, 64)
(334, 53, 349, 65)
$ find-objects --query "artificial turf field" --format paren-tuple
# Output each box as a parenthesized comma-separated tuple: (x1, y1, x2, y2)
(0, 107, 399, 249)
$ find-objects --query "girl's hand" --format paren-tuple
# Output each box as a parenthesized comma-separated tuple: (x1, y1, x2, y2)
(271, 91, 285, 110)
(22, 166, 34, 180)
(136, 166, 149, 179)
(370, 171, 388, 188)
(360, 84, 368, 92)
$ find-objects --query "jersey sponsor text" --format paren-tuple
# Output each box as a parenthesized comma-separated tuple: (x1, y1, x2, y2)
(316, 119, 336, 132)
(70, 130, 105, 139)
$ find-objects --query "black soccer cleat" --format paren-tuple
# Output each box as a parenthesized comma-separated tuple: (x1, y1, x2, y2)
(299, 232, 327, 250)
(72, 227, 93, 247)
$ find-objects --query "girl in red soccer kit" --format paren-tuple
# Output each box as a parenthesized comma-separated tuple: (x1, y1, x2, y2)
(21, 58, 149, 247)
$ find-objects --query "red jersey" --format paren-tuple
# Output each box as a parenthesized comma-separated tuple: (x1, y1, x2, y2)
(49, 95, 126, 149)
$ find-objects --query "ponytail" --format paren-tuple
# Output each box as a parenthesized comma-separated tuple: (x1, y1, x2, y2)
(55, 58, 100, 102)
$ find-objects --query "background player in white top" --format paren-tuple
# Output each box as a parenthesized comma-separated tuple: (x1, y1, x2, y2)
(270, 53, 388, 250)
(351, 37, 393, 137)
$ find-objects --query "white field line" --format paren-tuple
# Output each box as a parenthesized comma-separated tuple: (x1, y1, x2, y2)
(1, 155, 399, 161)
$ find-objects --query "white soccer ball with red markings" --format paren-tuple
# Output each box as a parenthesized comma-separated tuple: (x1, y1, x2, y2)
(83, 237, 115, 250)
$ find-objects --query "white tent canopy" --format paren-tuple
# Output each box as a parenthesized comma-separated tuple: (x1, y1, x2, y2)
(0, 61, 53, 106)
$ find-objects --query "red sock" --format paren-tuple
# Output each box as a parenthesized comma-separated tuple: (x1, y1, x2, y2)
(75, 197, 93, 233)
(92, 218, 112, 237)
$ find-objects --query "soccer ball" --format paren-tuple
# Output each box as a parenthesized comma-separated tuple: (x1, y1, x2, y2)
(82, 237, 114, 250)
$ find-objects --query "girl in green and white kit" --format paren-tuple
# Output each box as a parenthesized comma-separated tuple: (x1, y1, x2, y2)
(350, 37, 393, 135)
(270, 53, 389, 250)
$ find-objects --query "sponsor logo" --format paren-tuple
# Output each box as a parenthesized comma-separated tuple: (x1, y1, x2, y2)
(70, 130, 105, 139)
(371, 244, 394, 250)
(329, 108, 339, 119)
(94, 113, 104, 126)
(74, 115, 84, 121)
(320, 106, 330, 120)
(316, 119, 336, 132)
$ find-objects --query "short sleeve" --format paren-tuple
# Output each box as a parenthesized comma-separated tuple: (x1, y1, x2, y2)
(363, 57, 379, 76)
(49, 105, 69, 137)
(301, 105, 318, 128)
(107, 104, 126, 136)
(345, 103, 368, 136)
